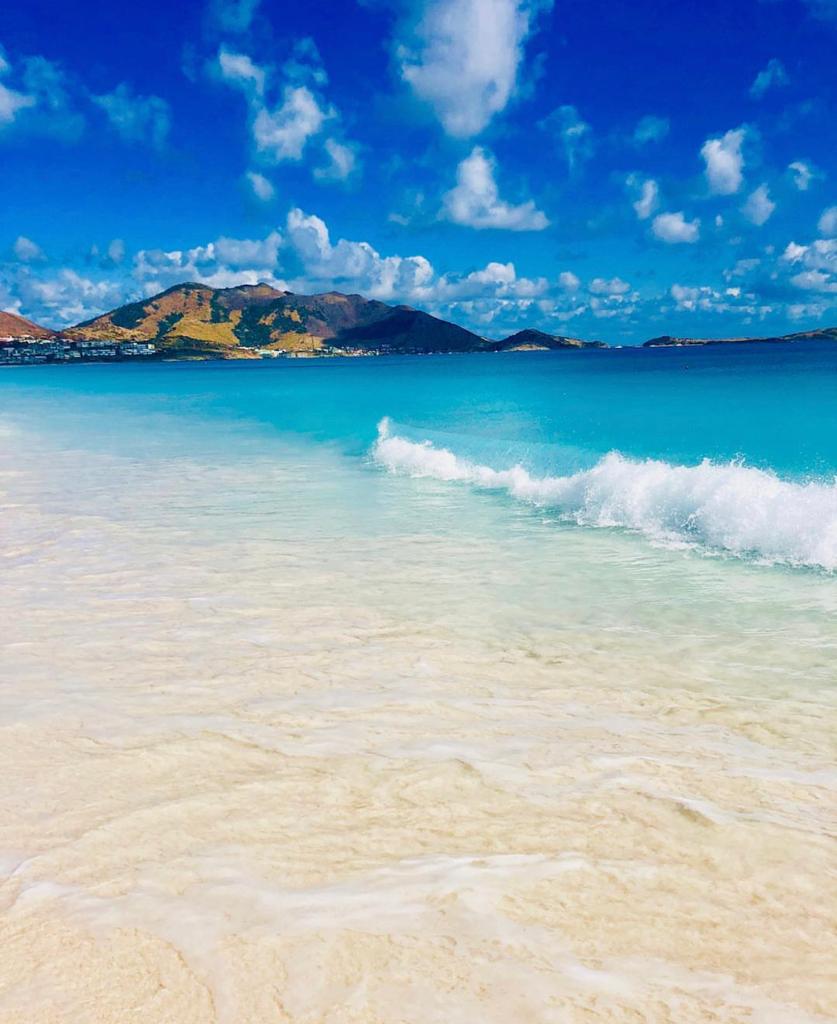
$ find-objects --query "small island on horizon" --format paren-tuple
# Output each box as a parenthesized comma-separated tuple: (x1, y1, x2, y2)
(1, 282, 835, 365)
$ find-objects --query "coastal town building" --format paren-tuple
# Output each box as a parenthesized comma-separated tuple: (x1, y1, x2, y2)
(0, 338, 157, 365)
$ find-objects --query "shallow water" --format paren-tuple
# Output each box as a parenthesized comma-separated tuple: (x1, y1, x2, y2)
(0, 349, 835, 1022)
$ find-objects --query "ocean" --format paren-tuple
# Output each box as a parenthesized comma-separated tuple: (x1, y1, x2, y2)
(1, 343, 835, 1022)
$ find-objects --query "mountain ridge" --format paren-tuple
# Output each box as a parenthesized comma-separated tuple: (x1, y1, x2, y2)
(64, 282, 486, 357)
(0, 310, 56, 340)
(4, 282, 837, 356)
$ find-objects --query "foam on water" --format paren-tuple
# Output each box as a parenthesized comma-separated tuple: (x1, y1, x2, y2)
(373, 417, 837, 571)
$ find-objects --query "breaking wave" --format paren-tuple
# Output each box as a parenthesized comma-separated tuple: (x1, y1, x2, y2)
(372, 418, 837, 571)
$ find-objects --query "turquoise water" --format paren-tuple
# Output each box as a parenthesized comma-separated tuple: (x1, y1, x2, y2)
(2, 343, 836, 1019)
(3, 341, 836, 569)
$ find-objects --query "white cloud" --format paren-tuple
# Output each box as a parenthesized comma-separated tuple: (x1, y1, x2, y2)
(398, 0, 551, 137)
(818, 205, 837, 237)
(670, 283, 752, 313)
(782, 237, 836, 272)
(0, 50, 84, 140)
(632, 114, 669, 145)
(285, 207, 434, 299)
(558, 271, 580, 290)
(106, 238, 126, 264)
(782, 241, 808, 263)
(541, 105, 593, 171)
(92, 84, 171, 148)
(314, 138, 358, 181)
(216, 47, 358, 179)
(789, 270, 837, 293)
(741, 183, 775, 226)
(442, 146, 549, 230)
(652, 211, 700, 244)
(749, 58, 788, 99)
(0, 79, 35, 125)
(281, 208, 553, 324)
(217, 47, 267, 97)
(431, 260, 548, 301)
(245, 170, 275, 201)
(13, 235, 45, 262)
(627, 175, 659, 220)
(701, 127, 746, 195)
(213, 233, 283, 269)
(788, 160, 816, 191)
(589, 276, 630, 295)
(778, 235, 837, 298)
(133, 231, 284, 294)
(253, 86, 330, 162)
(13, 268, 126, 325)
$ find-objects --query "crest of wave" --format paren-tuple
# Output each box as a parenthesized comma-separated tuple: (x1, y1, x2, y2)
(373, 418, 837, 571)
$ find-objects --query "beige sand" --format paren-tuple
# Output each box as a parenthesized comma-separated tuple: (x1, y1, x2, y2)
(0, 428, 835, 1023)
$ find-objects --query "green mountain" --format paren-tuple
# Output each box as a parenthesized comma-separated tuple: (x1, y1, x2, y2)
(66, 283, 487, 358)
(492, 328, 607, 351)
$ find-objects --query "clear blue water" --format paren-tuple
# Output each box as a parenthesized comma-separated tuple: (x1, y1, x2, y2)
(2, 340, 836, 1021)
(2, 341, 837, 569)
(4, 342, 836, 471)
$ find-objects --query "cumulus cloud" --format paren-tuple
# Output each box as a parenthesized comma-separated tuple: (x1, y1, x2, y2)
(789, 269, 837, 293)
(652, 211, 700, 243)
(779, 234, 837, 298)
(253, 85, 330, 162)
(701, 127, 747, 195)
(0, 50, 84, 141)
(397, 0, 552, 137)
(749, 58, 788, 99)
(818, 205, 837, 237)
(314, 138, 358, 181)
(632, 114, 669, 145)
(285, 207, 434, 299)
(13, 235, 45, 262)
(669, 283, 755, 314)
(558, 271, 580, 290)
(217, 47, 267, 97)
(431, 260, 548, 302)
(92, 83, 171, 148)
(441, 147, 549, 230)
(540, 105, 593, 171)
(4, 266, 127, 325)
(589, 276, 630, 295)
(0, 64, 35, 125)
(133, 231, 284, 293)
(788, 160, 817, 191)
(279, 208, 558, 331)
(106, 239, 126, 264)
(245, 170, 275, 201)
(741, 183, 776, 226)
(627, 175, 659, 220)
(215, 45, 357, 181)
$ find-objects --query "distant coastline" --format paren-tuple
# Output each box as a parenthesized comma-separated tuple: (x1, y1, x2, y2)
(1, 282, 835, 364)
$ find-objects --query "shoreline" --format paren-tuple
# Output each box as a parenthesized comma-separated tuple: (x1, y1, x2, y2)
(2, 334, 836, 368)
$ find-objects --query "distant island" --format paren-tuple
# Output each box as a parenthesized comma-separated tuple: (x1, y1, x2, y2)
(1, 282, 835, 364)
(643, 329, 837, 347)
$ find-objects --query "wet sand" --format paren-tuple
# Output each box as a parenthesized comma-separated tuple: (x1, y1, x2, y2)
(0, 419, 835, 1023)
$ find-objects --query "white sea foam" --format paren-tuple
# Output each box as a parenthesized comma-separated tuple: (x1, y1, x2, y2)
(373, 417, 837, 570)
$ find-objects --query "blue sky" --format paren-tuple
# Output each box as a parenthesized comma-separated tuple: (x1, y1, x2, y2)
(1, 0, 836, 342)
